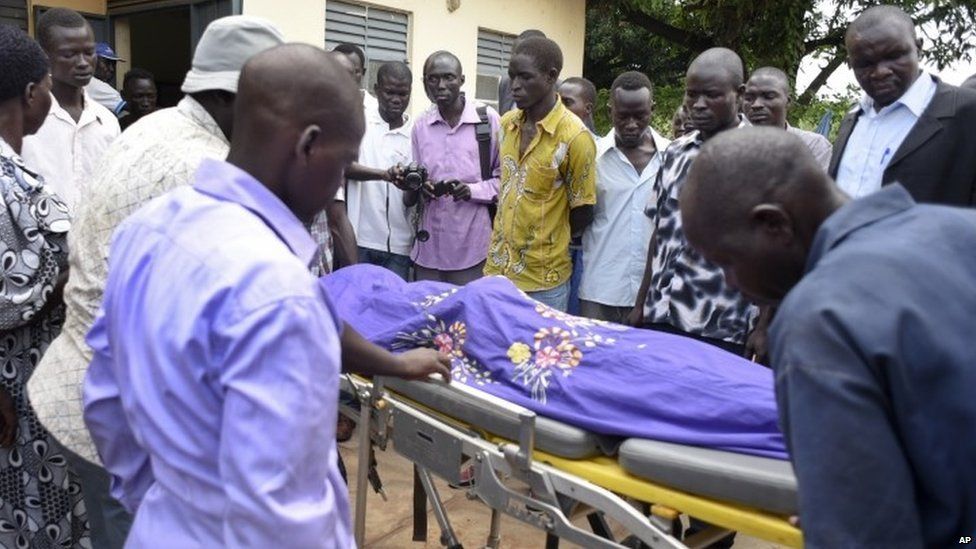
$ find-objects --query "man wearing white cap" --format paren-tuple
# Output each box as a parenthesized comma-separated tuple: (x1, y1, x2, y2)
(28, 15, 287, 548)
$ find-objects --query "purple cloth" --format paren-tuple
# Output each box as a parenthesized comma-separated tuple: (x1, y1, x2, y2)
(324, 265, 788, 460)
(410, 98, 500, 270)
(84, 159, 353, 547)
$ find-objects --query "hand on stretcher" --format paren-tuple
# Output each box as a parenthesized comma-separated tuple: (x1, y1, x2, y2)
(394, 348, 453, 382)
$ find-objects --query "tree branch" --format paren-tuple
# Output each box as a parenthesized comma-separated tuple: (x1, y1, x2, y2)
(617, 4, 715, 52)
(798, 50, 847, 104)
(804, 28, 845, 53)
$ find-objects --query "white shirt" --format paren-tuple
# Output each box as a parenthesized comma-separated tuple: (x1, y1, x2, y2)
(28, 97, 228, 462)
(346, 107, 415, 256)
(835, 73, 938, 198)
(580, 128, 670, 307)
(21, 92, 121, 213)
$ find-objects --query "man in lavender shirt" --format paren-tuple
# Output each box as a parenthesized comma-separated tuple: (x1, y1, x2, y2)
(406, 51, 500, 284)
(82, 45, 450, 547)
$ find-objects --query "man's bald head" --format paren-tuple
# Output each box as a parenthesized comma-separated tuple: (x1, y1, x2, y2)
(680, 127, 845, 303)
(687, 47, 744, 88)
(231, 44, 365, 223)
(424, 50, 462, 76)
(749, 67, 790, 94)
(846, 5, 917, 43)
(237, 44, 363, 139)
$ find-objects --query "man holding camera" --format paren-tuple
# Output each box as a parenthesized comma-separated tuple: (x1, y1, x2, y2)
(406, 51, 500, 284)
(345, 61, 416, 279)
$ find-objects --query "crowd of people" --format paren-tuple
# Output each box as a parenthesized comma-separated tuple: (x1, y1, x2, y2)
(0, 3, 973, 548)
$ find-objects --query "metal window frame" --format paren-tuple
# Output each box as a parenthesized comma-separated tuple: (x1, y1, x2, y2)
(0, 0, 28, 31)
(476, 27, 516, 106)
(324, 0, 409, 90)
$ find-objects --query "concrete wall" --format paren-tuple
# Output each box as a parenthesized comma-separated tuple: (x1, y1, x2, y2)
(243, 0, 587, 116)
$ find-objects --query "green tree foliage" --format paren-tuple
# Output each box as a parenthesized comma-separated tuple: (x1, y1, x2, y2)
(585, 0, 976, 137)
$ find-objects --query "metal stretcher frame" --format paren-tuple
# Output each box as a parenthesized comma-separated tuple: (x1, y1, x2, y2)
(341, 375, 803, 548)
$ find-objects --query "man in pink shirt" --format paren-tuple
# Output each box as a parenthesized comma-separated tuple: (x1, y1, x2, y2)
(407, 51, 500, 284)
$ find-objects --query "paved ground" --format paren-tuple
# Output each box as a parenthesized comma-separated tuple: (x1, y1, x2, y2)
(340, 436, 785, 549)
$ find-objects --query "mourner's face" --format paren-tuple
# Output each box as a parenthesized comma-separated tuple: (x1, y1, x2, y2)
(684, 66, 741, 139)
(558, 82, 592, 123)
(375, 75, 411, 122)
(288, 120, 364, 225)
(508, 54, 557, 111)
(683, 199, 805, 306)
(742, 75, 789, 128)
(48, 25, 96, 89)
(611, 86, 653, 148)
(424, 56, 464, 109)
(847, 23, 920, 109)
(95, 57, 116, 84)
(123, 78, 157, 117)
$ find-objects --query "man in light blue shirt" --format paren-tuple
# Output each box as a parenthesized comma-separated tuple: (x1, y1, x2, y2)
(83, 45, 448, 548)
(829, 6, 976, 206)
(580, 71, 669, 323)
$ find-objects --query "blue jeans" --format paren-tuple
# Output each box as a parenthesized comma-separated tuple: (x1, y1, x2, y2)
(527, 280, 571, 312)
(358, 246, 411, 280)
(567, 246, 583, 315)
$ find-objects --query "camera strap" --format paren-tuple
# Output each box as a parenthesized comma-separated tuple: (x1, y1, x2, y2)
(475, 105, 497, 225)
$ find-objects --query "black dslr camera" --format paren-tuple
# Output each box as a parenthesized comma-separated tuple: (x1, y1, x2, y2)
(401, 162, 428, 192)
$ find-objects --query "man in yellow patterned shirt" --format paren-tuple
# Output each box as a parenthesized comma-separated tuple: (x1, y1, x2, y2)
(485, 37, 597, 311)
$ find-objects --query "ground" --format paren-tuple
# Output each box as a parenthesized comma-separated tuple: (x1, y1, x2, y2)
(340, 436, 785, 548)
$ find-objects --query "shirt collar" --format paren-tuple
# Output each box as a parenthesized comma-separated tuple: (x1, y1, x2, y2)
(686, 114, 749, 146)
(858, 72, 936, 117)
(596, 127, 669, 158)
(47, 91, 103, 127)
(805, 184, 915, 274)
(427, 95, 484, 127)
(177, 96, 229, 145)
(367, 107, 411, 135)
(192, 158, 318, 266)
(504, 96, 567, 135)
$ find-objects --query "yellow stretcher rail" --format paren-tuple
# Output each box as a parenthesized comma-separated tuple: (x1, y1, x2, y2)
(374, 379, 804, 548)
(533, 451, 803, 547)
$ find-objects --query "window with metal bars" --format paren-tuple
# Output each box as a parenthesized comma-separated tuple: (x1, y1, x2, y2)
(325, 0, 409, 91)
(476, 28, 516, 110)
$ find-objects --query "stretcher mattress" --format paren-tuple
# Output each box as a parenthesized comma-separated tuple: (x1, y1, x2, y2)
(382, 377, 799, 515)
(381, 377, 606, 459)
(618, 438, 798, 515)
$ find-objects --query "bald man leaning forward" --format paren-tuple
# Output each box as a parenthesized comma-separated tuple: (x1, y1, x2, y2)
(82, 45, 450, 547)
(681, 126, 976, 548)
(629, 47, 757, 357)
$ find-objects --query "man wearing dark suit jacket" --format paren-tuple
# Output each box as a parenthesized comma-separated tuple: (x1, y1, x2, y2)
(828, 5, 976, 207)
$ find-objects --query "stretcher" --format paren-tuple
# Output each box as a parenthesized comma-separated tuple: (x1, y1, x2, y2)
(341, 374, 803, 548)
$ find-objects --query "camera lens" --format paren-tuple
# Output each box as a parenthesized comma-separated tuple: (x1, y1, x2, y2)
(416, 229, 430, 242)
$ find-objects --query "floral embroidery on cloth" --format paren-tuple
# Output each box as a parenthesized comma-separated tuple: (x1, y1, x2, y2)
(504, 302, 623, 402)
(394, 314, 493, 386)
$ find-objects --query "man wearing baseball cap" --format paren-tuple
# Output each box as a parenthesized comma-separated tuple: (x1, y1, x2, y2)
(29, 15, 287, 549)
(86, 42, 127, 115)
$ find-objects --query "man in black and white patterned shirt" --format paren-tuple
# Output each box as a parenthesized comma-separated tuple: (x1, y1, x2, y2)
(629, 47, 757, 357)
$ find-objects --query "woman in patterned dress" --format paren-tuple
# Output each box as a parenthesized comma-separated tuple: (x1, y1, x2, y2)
(0, 26, 89, 548)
